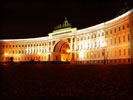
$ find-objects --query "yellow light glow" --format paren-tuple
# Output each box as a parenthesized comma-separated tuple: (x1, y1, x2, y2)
(38, 52, 41, 55)
(101, 42, 107, 47)
(66, 49, 70, 53)
(4, 53, 8, 56)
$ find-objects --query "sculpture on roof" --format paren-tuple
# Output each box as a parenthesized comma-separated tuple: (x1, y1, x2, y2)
(54, 17, 71, 30)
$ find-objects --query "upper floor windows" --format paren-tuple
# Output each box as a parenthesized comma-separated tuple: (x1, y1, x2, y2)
(110, 30, 112, 34)
(127, 23, 130, 28)
(128, 34, 130, 41)
(123, 25, 125, 30)
(114, 28, 116, 33)
(119, 37, 121, 43)
(118, 27, 121, 31)
(123, 36, 125, 42)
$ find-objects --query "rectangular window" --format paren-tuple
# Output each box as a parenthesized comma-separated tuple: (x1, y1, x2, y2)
(119, 37, 121, 43)
(123, 25, 125, 30)
(106, 31, 108, 35)
(114, 38, 116, 44)
(127, 23, 129, 28)
(118, 27, 120, 31)
(124, 49, 126, 55)
(115, 50, 117, 56)
(119, 50, 121, 56)
(128, 34, 130, 41)
(123, 36, 125, 42)
(110, 39, 112, 45)
(128, 48, 130, 55)
(114, 28, 116, 33)
(110, 30, 112, 34)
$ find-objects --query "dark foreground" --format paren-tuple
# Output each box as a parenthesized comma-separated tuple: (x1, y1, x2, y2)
(0, 64, 133, 100)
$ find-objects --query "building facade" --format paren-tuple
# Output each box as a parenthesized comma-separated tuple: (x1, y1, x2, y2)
(0, 9, 133, 64)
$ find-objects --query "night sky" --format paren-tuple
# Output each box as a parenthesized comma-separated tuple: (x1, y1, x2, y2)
(0, 0, 132, 39)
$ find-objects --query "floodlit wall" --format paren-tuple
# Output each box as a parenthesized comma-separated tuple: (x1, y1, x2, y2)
(0, 9, 133, 64)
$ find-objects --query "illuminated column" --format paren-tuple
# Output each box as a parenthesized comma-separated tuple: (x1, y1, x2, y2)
(74, 37, 77, 51)
(51, 41, 53, 52)
(86, 35, 87, 49)
(41, 42, 42, 53)
(47, 41, 49, 53)
(70, 38, 73, 51)
(27, 44, 28, 54)
(32, 44, 34, 54)
(38, 43, 39, 54)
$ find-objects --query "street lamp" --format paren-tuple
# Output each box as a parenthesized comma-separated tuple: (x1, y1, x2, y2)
(102, 42, 107, 64)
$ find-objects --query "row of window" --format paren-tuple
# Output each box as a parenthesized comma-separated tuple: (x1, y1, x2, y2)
(77, 48, 130, 59)
(4, 48, 53, 54)
(76, 34, 130, 50)
(0, 41, 56, 48)
(76, 23, 130, 41)
(106, 23, 130, 35)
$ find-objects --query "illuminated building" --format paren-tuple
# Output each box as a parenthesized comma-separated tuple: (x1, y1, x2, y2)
(0, 9, 133, 64)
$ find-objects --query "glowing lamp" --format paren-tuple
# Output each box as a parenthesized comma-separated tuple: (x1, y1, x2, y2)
(102, 42, 107, 47)
(66, 49, 70, 53)
(4, 53, 8, 56)
(38, 52, 41, 55)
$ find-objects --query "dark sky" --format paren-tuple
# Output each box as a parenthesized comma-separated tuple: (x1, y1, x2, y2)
(0, 0, 132, 39)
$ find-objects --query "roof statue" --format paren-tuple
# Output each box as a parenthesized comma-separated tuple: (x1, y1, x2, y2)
(54, 17, 71, 30)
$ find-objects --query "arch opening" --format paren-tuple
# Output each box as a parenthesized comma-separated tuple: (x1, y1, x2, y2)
(53, 41, 71, 62)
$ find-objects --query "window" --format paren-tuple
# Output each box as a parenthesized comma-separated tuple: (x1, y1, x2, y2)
(110, 30, 112, 34)
(9, 45, 11, 48)
(98, 34, 100, 37)
(119, 50, 121, 56)
(128, 34, 130, 41)
(106, 31, 108, 35)
(127, 23, 129, 28)
(19, 50, 21, 54)
(124, 49, 126, 55)
(119, 37, 121, 43)
(102, 32, 104, 36)
(2, 45, 4, 48)
(13, 45, 14, 48)
(110, 39, 112, 45)
(6, 45, 8, 48)
(16, 45, 17, 47)
(118, 27, 120, 31)
(114, 28, 116, 33)
(114, 38, 116, 44)
(123, 25, 125, 30)
(19, 45, 21, 47)
(123, 36, 125, 42)
(128, 48, 130, 55)
(12, 50, 14, 54)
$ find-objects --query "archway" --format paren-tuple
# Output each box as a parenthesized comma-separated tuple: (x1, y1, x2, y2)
(53, 41, 71, 62)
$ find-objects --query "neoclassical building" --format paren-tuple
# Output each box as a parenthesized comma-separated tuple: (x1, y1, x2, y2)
(0, 9, 133, 64)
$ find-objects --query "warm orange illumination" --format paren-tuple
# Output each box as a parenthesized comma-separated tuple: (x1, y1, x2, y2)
(66, 49, 70, 53)
(4, 53, 8, 56)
